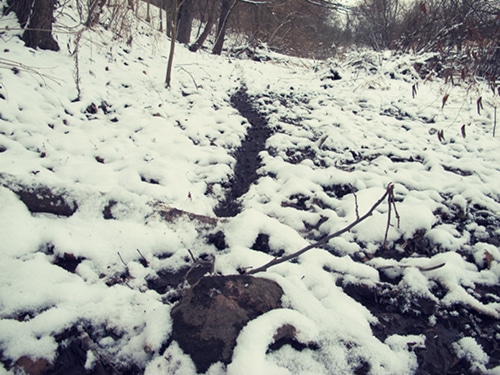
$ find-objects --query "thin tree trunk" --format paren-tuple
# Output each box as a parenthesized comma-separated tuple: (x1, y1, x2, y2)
(166, 0, 174, 37)
(146, 0, 151, 22)
(177, 0, 194, 44)
(5, 0, 32, 28)
(159, 1, 163, 32)
(189, 0, 218, 52)
(165, 0, 184, 87)
(212, 0, 237, 55)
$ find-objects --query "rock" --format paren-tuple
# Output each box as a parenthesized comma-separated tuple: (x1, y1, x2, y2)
(171, 275, 283, 373)
(15, 357, 52, 375)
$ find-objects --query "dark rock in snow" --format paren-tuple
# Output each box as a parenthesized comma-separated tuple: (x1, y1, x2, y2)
(0, 174, 78, 216)
(206, 230, 228, 251)
(54, 252, 84, 273)
(321, 68, 342, 81)
(251, 233, 285, 257)
(171, 275, 283, 373)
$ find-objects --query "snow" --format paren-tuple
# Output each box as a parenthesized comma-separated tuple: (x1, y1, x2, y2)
(452, 337, 489, 373)
(1, 1, 500, 374)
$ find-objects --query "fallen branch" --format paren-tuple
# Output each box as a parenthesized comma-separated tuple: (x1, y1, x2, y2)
(376, 262, 446, 272)
(184, 249, 216, 285)
(247, 183, 395, 275)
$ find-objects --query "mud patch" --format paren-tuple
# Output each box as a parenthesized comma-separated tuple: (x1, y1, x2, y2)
(214, 89, 271, 217)
(338, 279, 500, 374)
(4, 326, 141, 375)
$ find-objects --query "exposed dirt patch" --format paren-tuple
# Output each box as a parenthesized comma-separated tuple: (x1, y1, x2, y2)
(338, 279, 500, 374)
(214, 89, 272, 217)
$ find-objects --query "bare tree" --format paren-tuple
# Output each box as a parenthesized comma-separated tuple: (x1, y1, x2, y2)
(223, 0, 340, 58)
(399, 0, 500, 83)
(165, 0, 184, 87)
(189, 0, 218, 52)
(212, 0, 238, 55)
(176, 0, 195, 44)
(354, 0, 403, 50)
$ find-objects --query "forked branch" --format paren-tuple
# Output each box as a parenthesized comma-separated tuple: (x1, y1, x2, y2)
(246, 183, 396, 275)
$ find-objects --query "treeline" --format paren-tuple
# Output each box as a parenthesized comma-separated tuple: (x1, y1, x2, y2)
(158, 0, 499, 82)
(3, 0, 499, 84)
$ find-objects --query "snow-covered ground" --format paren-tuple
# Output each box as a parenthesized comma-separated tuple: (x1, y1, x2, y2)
(1, 2, 499, 374)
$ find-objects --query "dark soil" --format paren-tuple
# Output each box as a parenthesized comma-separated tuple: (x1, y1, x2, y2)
(338, 279, 500, 374)
(214, 88, 271, 217)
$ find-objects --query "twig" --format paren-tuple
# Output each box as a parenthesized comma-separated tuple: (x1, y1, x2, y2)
(117, 252, 127, 268)
(71, 28, 85, 101)
(183, 251, 216, 285)
(77, 326, 122, 374)
(0, 57, 60, 85)
(177, 66, 199, 89)
(136, 248, 149, 267)
(247, 183, 395, 275)
(494, 106, 497, 137)
(383, 184, 400, 248)
(187, 248, 197, 263)
(351, 184, 359, 219)
(376, 262, 446, 272)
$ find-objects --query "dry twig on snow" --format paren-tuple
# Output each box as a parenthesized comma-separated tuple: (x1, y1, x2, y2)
(247, 183, 397, 274)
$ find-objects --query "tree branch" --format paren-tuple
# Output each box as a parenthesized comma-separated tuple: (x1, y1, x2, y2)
(246, 183, 395, 274)
(304, 0, 351, 13)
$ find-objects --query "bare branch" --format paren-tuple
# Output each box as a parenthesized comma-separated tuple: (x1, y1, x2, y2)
(246, 183, 395, 275)
(238, 0, 267, 4)
(304, 0, 351, 13)
(350, 184, 359, 220)
(136, 248, 149, 267)
(117, 252, 128, 268)
(383, 184, 399, 248)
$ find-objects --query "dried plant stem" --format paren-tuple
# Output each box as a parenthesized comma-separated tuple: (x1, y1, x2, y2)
(247, 183, 395, 275)
(383, 186, 400, 248)
(494, 106, 497, 137)
(72, 28, 84, 100)
(351, 184, 359, 219)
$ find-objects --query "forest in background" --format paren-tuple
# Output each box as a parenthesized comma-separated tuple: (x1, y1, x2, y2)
(3, 0, 500, 88)
(140, 0, 499, 83)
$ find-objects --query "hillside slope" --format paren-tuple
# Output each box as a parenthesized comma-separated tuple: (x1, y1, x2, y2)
(1, 2, 499, 374)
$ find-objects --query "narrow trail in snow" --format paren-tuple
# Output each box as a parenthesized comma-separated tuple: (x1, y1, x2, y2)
(214, 88, 271, 217)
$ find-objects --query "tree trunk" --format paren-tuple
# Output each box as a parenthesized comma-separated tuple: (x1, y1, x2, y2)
(5, 0, 60, 51)
(159, 0, 164, 32)
(212, 0, 236, 55)
(166, 0, 174, 37)
(85, 0, 106, 27)
(166, 0, 182, 87)
(176, 0, 194, 44)
(5, 0, 32, 28)
(146, 0, 151, 22)
(189, 0, 218, 52)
